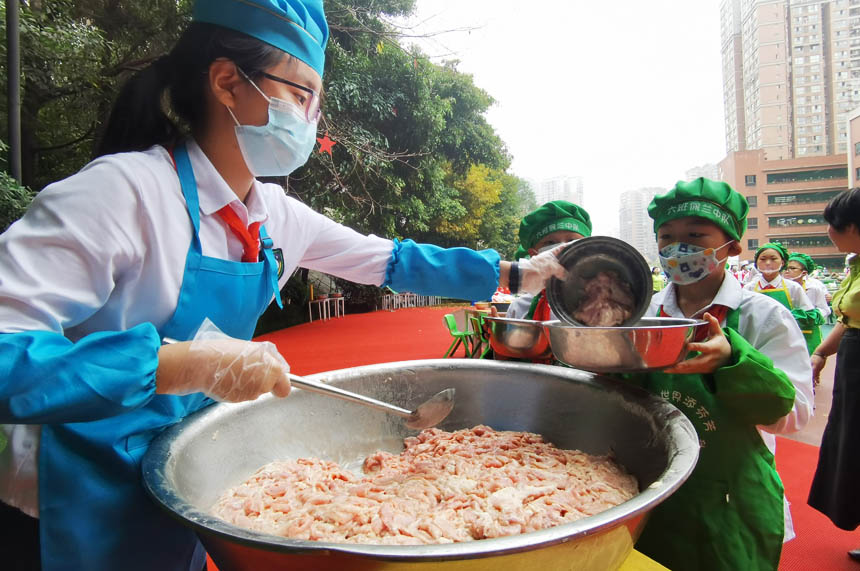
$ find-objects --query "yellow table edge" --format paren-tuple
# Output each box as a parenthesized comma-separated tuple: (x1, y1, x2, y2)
(620, 549, 670, 570)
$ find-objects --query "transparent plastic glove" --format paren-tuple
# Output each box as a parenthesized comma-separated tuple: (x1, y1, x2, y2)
(157, 319, 291, 402)
(517, 241, 572, 295)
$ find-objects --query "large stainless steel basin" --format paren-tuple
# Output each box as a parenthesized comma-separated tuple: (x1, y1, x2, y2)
(143, 359, 698, 571)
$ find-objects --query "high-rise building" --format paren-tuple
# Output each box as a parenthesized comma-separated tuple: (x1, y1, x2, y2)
(685, 164, 721, 181)
(619, 187, 664, 265)
(718, 0, 859, 269)
(533, 176, 585, 206)
(720, 0, 860, 160)
(849, 105, 860, 185)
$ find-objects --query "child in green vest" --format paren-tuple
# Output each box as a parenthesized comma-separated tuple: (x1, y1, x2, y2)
(744, 243, 822, 355)
(626, 178, 813, 571)
(783, 252, 830, 355)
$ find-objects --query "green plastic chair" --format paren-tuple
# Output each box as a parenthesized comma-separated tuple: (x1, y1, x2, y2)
(468, 314, 492, 359)
(443, 313, 473, 358)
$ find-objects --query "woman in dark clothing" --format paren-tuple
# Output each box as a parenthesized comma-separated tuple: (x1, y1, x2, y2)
(807, 187, 860, 562)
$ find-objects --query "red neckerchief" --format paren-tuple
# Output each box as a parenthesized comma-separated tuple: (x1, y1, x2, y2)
(167, 146, 261, 263)
(533, 291, 552, 321)
(216, 206, 261, 263)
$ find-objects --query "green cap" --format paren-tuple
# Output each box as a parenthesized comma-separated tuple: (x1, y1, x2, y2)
(518, 201, 592, 251)
(755, 242, 789, 266)
(648, 178, 748, 241)
(788, 252, 815, 273)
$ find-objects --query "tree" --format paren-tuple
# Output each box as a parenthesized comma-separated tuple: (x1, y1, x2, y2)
(0, 0, 191, 189)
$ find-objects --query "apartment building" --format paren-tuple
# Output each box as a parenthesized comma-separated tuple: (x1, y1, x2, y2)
(721, 0, 860, 159)
(718, 0, 859, 269)
(619, 187, 664, 265)
(720, 150, 848, 268)
(532, 176, 585, 207)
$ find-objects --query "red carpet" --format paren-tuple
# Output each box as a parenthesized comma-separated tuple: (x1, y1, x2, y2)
(255, 306, 469, 375)
(202, 306, 858, 570)
(777, 437, 860, 570)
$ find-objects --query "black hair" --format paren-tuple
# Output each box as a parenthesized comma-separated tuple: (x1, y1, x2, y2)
(95, 23, 284, 158)
(823, 187, 860, 232)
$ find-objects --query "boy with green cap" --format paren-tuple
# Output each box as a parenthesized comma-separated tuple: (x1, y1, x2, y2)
(626, 177, 813, 570)
(745, 243, 821, 355)
(783, 252, 830, 355)
(506, 200, 592, 321)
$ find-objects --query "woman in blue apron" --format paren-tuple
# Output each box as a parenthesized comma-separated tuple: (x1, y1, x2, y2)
(0, 2, 565, 569)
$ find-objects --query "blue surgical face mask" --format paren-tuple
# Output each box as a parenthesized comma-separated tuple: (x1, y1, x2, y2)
(659, 241, 731, 285)
(228, 75, 318, 177)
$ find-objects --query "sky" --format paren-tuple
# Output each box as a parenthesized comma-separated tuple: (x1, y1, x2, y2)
(399, 0, 726, 234)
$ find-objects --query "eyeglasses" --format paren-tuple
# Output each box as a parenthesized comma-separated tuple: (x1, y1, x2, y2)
(239, 68, 321, 123)
(784, 265, 805, 273)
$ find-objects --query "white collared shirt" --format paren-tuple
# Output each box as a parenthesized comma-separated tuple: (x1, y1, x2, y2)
(0, 141, 394, 516)
(651, 271, 814, 437)
(743, 274, 814, 311)
(505, 293, 559, 321)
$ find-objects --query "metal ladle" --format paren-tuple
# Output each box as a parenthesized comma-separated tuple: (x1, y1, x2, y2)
(289, 374, 455, 430)
(162, 337, 455, 429)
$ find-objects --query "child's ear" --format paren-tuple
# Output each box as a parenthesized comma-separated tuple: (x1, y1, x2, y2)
(727, 240, 742, 256)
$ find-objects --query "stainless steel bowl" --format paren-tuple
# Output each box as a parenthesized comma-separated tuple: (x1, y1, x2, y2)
(143, 360, 698, 571)
(546, 236, 653, 327)
(484, 316, 552, 359)
(544, 318, 706, 373)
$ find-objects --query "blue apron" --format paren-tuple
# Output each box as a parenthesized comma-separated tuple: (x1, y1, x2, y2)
(38, 144, 282, 570)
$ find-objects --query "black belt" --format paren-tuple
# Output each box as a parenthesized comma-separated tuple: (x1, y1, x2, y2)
(843, 327, 860, 337)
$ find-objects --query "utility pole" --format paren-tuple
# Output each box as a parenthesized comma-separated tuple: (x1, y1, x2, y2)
(7, 0, 21, 182)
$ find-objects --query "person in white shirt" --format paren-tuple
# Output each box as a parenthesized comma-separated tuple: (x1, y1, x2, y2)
(784, 252, 830, 355)
(630, 178, 812, 570)
(744, 242, 822, 356)
(0, 1, 566, 569)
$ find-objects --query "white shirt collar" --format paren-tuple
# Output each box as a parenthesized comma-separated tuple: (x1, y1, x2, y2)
(758, 274, 783, 288)
(185, 139, 269, 226)
(658, 270, 743, 317)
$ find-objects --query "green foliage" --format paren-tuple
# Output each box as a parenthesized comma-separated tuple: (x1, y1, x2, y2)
(0, 172, 35, 232)
(0, 138, 35, 230)
(291, 0, 524, 253)
(0, 0, 190, 189)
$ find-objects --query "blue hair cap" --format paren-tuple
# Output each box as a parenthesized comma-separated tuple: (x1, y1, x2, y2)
(193, 0, 329, 78)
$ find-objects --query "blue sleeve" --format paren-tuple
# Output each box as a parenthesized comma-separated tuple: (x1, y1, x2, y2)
(383, 239, 500, 302)
(0, 323, 160, 424)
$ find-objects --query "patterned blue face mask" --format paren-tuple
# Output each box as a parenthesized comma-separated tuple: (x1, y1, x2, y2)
(659, 241, 731, 285)
(228, 72, 318, 177)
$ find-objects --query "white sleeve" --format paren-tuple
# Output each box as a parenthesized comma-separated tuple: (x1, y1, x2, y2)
(807, 283, 830, 317)
(280, 197, 393, 285)
(744, 298, 814, 435)
(788, 280, 815, 311)
(506, 295, 534, 319)
(0, 159, 145, 333)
